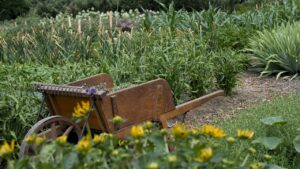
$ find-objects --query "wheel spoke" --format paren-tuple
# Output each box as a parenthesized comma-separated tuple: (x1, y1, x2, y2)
(63, 126, 74, 136)
(51, 123, 57, 138)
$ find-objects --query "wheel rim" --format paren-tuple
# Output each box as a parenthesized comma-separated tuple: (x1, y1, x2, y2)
(19, 115, 81, 158)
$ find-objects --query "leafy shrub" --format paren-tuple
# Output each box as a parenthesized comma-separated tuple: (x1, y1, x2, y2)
(28, 0, 242, 18)
(212, 50, 247, 95)
(0, 0, 30, 21)
(248, 23, 300, 78)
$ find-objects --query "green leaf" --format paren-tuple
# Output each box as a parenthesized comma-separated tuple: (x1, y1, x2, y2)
(293, 135, 300, 153)
(36, 162, 54, 169)
(40, 143, 57, 163)
(260, 116, 287, 126)
(148, 132, 166, 154)
(210, 153, 223, 163)
(297, 128, 300, 131)
(263, 163, 286, 169)
(63, 152, 79, 169)
(252, 137, 282, 150)
(8, 159, 30, 169)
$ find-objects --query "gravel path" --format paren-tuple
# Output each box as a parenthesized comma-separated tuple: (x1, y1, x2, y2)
(170, 72, 300, 127)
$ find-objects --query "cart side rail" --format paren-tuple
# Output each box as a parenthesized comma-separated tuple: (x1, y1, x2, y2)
(159, 90, 224, 127)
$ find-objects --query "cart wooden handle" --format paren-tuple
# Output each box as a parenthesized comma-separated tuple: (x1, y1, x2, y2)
(159, 90, 225, 128)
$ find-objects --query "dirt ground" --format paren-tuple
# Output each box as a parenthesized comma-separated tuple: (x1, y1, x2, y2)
(169, 72, 300, 127)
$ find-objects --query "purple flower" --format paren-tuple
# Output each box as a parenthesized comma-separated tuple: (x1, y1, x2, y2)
(85, 86, 97, 96)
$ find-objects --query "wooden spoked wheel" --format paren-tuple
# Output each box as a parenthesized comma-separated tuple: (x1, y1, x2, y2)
(19, 115, 82, 158)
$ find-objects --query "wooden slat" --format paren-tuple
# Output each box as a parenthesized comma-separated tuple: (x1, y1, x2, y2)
(159, 90, 224, 123)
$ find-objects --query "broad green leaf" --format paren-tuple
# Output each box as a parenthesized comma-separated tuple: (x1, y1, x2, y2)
(260, 116, 287, 126)
(210, 153, 223, 163)
(264, 163, 286, 169)
(63, 152, 79, 169)
(148, 132, 166, 154)
(40, 143, 56, 163)
(297, 128, 300, 131)
(36, 162, 54, 169)
(252, 137, 282, 150)
(8, 159, 30, 169)
(293, 135, 300, 153)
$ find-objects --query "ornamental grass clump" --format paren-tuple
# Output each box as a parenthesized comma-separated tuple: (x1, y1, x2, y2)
(248, 23, 300, 79)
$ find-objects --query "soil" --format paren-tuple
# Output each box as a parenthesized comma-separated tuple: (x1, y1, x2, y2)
(169, 71, 300, 127)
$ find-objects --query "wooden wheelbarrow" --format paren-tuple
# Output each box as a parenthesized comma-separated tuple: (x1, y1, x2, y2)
(19, 73, 224, 157)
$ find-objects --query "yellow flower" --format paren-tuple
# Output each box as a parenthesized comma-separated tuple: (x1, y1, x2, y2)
(72, 101, 90, 118)
(172, 123, 188, 139)
(81, 101, 90, 110)
(160, 129, 167, 135)
(112, 115, 124, 124)
(112, 150, 119, 156)
(194, 147, 213, 163)
(56, 135, 67, 144)
(167, 155, 177, 163)
(35, 136, 46, 145)
(222, 159, 235, 165)
(191, 128, 199, 135)
(227, 137, 235, 143)
(93, 133, 109, 144)
(237, 129, 255, 139)
(118, 139, 128, 146)
(77, 136, 91, 152)
(249, 162, 263, 169)
(147, 162, 159, 169)
(248, 147, 256, 153)
(144, 121, 153, 129)
(0, 140, 15, 157)
(24, 134, 36, 144)
(199, 124, 226, 138)
(264, 154, 272, 161)
(130, 125, 144, 139)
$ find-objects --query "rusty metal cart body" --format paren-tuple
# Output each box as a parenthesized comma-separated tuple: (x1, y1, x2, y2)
(20, 73, 224, 157)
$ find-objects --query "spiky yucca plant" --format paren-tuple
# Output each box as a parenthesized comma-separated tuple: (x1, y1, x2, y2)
(248, 23, 300, 79)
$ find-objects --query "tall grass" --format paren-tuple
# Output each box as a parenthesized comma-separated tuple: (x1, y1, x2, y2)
(0, 1, 299, 64)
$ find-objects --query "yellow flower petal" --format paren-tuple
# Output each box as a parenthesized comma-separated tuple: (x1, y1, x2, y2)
(77, 136, 91, 152)
(130, 125, 144, 139)
(194, 147, 213, 163)
(172, 123, 188, 139)
(199, 124, 226, 138)
(0, 140, 15, 157)
(56, 135, 67, 144)
(237, 129, 255, 139)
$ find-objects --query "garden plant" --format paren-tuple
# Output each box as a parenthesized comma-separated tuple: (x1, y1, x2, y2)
(0, 0, 300, 168)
